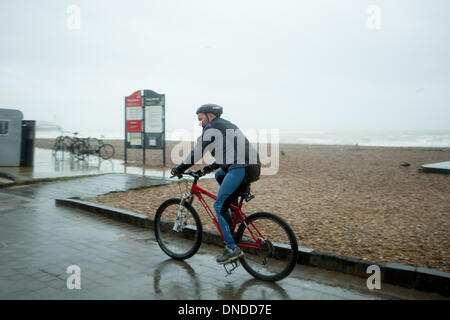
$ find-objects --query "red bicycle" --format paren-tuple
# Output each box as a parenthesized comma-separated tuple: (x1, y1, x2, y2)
(154, 169, 298, 281)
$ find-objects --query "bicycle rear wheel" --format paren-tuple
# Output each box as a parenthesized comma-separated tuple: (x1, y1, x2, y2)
(236, 212, 298, 282)
(99, 143, 115, 160)
(154, 198, 203, 260)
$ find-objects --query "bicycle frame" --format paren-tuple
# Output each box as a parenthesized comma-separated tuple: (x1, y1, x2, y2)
(186, 181, 266, 250)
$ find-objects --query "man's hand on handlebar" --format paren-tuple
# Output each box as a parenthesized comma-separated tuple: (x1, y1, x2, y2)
(170, 162, 218, 178)
(170, 167, 183, 178)
(202, 166, 212, 174)
(170, 167, 208, 179)
(170, 163, 191, 178)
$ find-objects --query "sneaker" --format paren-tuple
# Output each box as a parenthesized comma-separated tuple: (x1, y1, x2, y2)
(216, 247, 244, 265)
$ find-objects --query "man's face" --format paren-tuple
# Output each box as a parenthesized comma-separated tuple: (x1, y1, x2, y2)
(198, 113, 208, 127)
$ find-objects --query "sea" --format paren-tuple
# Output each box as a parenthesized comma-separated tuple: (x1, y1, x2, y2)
(35, 123, 450, 148)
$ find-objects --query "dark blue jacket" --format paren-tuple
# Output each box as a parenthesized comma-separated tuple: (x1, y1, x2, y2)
(181, 117, 261, 173)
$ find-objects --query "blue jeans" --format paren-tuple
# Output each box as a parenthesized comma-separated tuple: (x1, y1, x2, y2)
(214, 167, 245, 249)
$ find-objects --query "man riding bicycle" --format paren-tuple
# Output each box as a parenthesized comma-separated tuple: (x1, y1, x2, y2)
(171, 104, 261, 265)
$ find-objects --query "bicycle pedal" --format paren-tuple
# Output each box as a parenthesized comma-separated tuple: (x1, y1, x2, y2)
(245, 194, 254, 202)
(223, 260, 240, 276)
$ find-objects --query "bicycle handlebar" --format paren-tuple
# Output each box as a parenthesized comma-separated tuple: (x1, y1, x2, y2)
(170, 169, 206, 179)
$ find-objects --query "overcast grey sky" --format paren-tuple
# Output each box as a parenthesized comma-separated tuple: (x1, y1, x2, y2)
(1, 0, 449, 135)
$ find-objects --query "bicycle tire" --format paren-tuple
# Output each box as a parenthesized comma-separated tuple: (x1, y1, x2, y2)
(52, 139, 67, 156)
(52, 140, 60, 155)
(99, 144, 115, 160)
(236, 212, 298, 282)
(154, 198, 203, 260)
(63, 136, 72, 149)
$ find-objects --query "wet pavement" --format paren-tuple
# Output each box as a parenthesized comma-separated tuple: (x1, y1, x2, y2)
(0, 147, 172, 182)
(1, 173, 171, 200)
(0, 174, 446, 300)
(0, 147, 216, 188)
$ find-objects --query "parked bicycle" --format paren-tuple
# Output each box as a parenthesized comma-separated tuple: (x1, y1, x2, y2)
(154, 169, 299, 282)
(71, 136, 115, 160)
(52, 132, 80, 156)
(52, 133, 115, 160)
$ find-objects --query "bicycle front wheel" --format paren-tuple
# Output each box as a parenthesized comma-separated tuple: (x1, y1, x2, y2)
(99, 144, 115, 160)
(154, 198, 203, 260)
(236, 212, 298, 282)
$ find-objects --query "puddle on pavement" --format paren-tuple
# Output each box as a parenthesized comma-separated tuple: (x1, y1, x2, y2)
(1, 148, 172, 181)
(0, 148, 217, 183)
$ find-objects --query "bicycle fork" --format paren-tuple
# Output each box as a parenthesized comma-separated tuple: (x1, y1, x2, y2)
(172, 193, 194, 232)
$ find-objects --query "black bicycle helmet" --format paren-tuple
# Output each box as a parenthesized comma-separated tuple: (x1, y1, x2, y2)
(196, 104, 223, 118)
